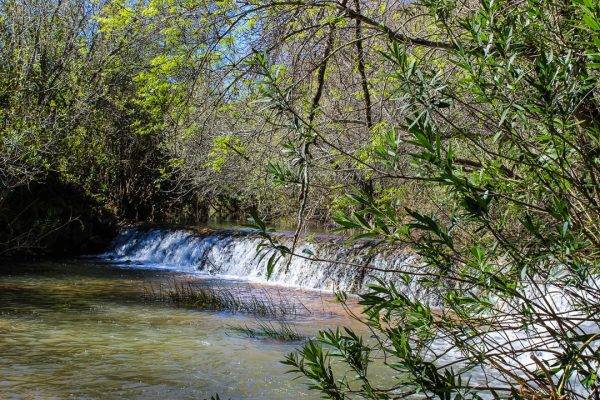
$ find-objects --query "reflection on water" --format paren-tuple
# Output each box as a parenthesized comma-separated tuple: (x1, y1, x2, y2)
(0, 261, 354, 399)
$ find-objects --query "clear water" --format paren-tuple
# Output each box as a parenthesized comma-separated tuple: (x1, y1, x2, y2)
(0, 260, 357, 400)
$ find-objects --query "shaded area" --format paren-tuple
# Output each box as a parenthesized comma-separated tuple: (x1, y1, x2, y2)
(0, 174, 117, 257)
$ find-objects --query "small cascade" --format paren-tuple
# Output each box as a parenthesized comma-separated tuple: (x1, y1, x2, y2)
(100, 227, 426, 295)
(99, 226, 599, 397)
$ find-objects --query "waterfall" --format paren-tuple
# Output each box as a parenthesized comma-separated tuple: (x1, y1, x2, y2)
(99, 226, 426, 295)
(99, 226, 598, 396)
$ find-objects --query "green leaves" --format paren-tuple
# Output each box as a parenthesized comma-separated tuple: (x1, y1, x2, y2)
(574, 0, 600, 68)
(275, 0, 599, 395)
(406, 209, 454, 249)
(246, 211, 290, 280)
(360, 279, 436, 340)
(319, 328, 371, 380)
(283, 340, 345, 400)
(380, 42, 417, 80)
(267, 162, 298, 186)
(205, 134, 246, 172)
(331, 191, 407, 241)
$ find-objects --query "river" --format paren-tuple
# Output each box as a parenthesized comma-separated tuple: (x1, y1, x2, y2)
(0, 259, 361, 399)
(5, 226, 586, 399)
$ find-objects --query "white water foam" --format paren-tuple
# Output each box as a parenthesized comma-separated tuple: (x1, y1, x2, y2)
(99, 227, 423, 294)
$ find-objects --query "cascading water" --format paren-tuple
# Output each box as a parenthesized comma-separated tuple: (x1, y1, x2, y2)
(100, 226, 426, 295)
(99, 226, 599, 397)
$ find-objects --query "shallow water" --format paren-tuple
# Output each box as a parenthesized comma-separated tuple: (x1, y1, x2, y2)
(0, 260, 355, 399)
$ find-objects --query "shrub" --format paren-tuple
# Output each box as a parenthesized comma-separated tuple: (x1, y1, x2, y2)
(253, 0, 600, 397)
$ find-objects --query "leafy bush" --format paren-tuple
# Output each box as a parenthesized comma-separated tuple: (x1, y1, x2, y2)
(253, 0, 600, 398)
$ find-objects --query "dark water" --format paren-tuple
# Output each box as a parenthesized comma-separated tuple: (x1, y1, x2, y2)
(0, 260, 357, 399)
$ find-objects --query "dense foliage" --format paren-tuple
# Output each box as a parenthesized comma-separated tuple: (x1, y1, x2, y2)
(1, 0, 599, 398)
(246, 0, 600, 398)
(1, 0, 222, 253)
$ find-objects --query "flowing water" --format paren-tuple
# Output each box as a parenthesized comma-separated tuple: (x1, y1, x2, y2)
(103, 227, 427, 297)
(3, 226, 593, 399)
(2, 226, 400, 399)
(0, 259, 361, 400)
(0, 226, 470, 399)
